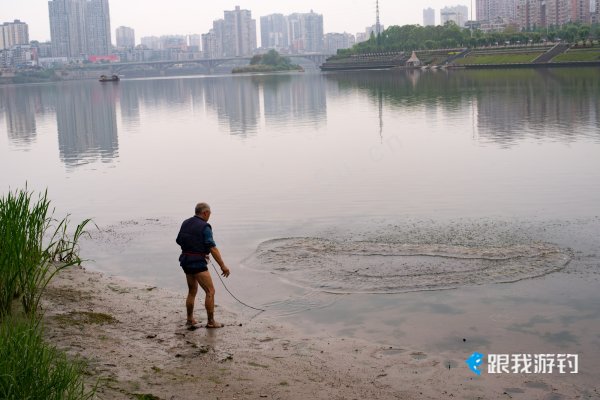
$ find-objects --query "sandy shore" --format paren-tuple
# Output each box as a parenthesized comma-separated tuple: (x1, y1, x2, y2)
(42, 266, 594, 400)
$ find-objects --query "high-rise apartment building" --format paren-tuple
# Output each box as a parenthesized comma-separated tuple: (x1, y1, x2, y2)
(324, 32, 355, 54)
(288, 11, 324, 53)
(116, 26, 135, 48)
(85, 0, 111, 56)
(441, 5, 469, 26)
(303, 11, 324, 53)
(0, 20, 30, 50)
(48, 0, 111, 58)
(260, 13, 289, 49)
(202, 19, 226, 58)
(287, 15, 301, 52)
(476, 0, 518, 22)
(517, 0, 591, 29)
(49, 0, 86, 57)
(516, 0, 544, 29)
(201, 31, 218, 58)
(545, 0, 567, 26)
(423, 8, 436, 26)
(223, 6, 256, 57)
(476, 0, 489, 20)
(571, 0, 592, 23)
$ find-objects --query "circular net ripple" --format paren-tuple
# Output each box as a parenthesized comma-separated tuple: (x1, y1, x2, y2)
(246, 238, 571, 294)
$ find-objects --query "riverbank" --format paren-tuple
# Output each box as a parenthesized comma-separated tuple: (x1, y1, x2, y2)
(0, 68, 111, 85)
(42, 265, 592, 400)
(320, 44, 600, 71)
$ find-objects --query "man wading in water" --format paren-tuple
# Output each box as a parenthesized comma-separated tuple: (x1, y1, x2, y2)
(176, 203, 231, 328)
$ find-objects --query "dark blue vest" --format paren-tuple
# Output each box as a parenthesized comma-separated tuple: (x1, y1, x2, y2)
(176, 216, 212, 265)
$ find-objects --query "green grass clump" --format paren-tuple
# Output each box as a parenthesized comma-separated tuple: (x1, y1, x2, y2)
(0, 316, 96, 400)
(0, 186, 91, 318)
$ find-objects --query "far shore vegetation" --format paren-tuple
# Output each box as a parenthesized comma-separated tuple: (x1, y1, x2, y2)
(334, 21, 600, 56)
(0, 68, 61, 84)
(0, 186, 96, 399)
(322, 21, 600, 67)
(232, 49, 303, 73)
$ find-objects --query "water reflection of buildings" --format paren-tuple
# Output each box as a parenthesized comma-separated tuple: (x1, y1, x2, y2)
(38, 75, 327, 142)
(326, 69, 600, 146)
(56, 83, 119, 166)
(118, 83, 140, 127)
(475, 69, 600, 145)
(204, 77, 260, 136)
(260, 74, 326, 129)
(2, 86, 37, 145)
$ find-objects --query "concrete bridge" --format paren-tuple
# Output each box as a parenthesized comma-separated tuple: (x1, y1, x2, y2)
(108, 54, 329, 75)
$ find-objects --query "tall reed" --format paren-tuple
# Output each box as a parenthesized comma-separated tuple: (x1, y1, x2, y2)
(0, 187, 91, 318)
(0, 187, 97, 399)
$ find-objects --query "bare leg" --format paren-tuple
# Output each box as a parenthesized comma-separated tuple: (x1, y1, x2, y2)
(195, 270, 224, 328)
(185, 274, 199, 325)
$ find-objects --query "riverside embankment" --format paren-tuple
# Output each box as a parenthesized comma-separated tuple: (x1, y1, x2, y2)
(320, 44, 600, 71)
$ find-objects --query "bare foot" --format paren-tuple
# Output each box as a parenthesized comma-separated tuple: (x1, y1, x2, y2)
(186, 319, 199, 326)
(206, 321, 225, 329)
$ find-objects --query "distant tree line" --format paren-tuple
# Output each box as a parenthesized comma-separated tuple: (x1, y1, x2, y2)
(336, 22, 600, 55)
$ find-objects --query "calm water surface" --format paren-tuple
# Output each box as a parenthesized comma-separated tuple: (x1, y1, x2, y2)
(2, 68, 600, 387)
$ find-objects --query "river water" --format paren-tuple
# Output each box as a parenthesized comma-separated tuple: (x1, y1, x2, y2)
(1, 68, 600, 388)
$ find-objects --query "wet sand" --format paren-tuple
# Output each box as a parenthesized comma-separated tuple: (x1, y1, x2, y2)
(42, 264, 598, 399)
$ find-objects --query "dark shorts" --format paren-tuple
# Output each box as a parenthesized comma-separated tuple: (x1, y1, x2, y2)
(181, 262, 208, 275)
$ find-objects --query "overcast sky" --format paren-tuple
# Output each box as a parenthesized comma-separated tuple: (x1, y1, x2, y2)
(2, 0, 475, 43)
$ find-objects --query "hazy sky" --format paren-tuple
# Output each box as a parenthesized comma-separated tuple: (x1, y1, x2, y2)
(1, 0, 475, 43)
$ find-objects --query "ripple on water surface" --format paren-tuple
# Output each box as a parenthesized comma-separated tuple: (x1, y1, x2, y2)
(245, 237, 571, 294)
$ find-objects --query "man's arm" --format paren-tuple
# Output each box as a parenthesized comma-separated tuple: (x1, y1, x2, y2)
(209, 247, 230, 277)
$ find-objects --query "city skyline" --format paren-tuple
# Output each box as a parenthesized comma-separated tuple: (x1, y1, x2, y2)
(3, 0, 473, 44)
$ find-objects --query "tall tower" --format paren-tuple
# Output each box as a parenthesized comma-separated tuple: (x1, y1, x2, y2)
(376, 0, 381, 35)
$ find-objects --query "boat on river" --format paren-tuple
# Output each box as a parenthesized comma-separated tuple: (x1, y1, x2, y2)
(99, 74, 120, 82)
